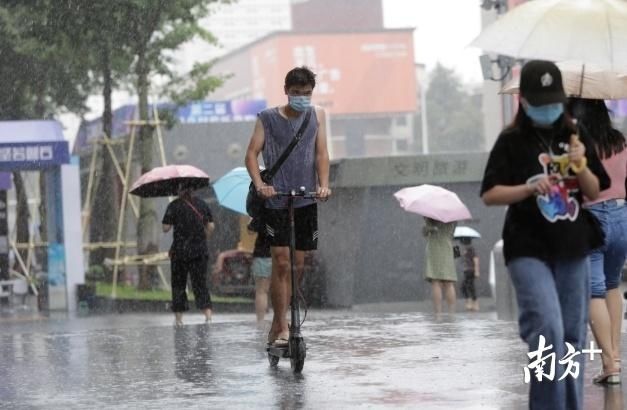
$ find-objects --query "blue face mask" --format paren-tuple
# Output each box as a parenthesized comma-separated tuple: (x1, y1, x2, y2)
(288, 95, 311, 112)
(523, 102, 564, 126)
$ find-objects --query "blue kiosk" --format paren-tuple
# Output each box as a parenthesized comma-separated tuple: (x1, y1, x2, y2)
(0, 120, 84, 312)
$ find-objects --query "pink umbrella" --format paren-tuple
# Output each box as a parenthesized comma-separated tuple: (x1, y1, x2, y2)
(393, 184, 472, 223)
(130, 165, 210, 197)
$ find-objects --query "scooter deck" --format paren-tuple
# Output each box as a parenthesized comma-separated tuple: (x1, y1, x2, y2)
(267, 343, 291, 358)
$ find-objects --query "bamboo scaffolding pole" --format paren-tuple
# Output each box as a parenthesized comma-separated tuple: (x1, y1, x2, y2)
(13, 241, 137, 250)
(25, 225, 35, 274)
(101, 135, 140, 217)
(152, 105, 168, 167)
(95, 138, 126, 145)
(82, 144, 100, 238)
(82, 242, 137, 250)
(111, 123, 138, 298)
(10, 240, 38, 296)
(156, 266, 170, 290)
(124, 120, 165, 126)
(104, 251, 169, 266)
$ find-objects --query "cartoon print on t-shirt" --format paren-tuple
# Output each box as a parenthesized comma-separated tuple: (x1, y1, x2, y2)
(530, 152, 580, 222)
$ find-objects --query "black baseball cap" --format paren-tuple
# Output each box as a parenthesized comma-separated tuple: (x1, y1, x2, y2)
(519, 60, 567, 106)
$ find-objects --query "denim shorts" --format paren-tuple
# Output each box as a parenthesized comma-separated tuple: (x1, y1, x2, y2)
(586, 199, 627, 298)
(251, 257, 272, 279)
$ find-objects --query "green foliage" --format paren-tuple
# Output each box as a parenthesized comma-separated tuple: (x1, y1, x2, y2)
(120, 0, 231, 104)
(0, 1, 91, 119)
(424, 63, 485, 153)
(168, 61, 231, 105)
(86, 265, 106, 284)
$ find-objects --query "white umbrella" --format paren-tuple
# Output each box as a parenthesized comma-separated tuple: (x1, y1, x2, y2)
(471, 0, 627, 70)
(454, 226, 481, 239)
(500, 61, 627, 99)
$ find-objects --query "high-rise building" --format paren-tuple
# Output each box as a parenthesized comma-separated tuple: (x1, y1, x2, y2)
(176, 0, 292, 72)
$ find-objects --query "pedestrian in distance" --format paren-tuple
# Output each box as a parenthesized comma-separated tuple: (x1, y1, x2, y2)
(245, 66, 331, 347)
(422, 217, 458, 315)
(251, 226, 272, 323)
(162, 184, 215, 326)
(456, 237, 480, 312)
(568, 97, 627, 385)
(481, 60, 609, 410)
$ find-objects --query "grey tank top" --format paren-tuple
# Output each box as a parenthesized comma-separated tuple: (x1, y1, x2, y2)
(259, 106, 318, 209)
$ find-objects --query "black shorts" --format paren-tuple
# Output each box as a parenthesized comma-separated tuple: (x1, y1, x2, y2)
(263, 204, 318, 251)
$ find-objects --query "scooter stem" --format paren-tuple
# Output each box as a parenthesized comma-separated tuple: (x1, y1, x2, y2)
(288, 194, 301, 337)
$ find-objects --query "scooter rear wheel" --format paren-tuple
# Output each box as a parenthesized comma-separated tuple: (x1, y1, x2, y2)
(268, 352, 279, 367)
(290, 339, 306, 373)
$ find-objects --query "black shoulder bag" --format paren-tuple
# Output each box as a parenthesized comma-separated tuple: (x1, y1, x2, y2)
(246, 108, 312, 231)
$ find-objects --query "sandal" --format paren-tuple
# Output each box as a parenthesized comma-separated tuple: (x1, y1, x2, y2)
(593, 369, 621, 385)
(272, 337, 289, 347)
(267, 331, 289, 346)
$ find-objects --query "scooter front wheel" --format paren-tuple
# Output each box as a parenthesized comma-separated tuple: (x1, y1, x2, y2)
(290, 338, 306, 373)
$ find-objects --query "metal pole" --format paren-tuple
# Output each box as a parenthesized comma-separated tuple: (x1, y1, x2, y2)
(420, 77, 429, 154)
(497, 0, 514, 126)
(289, 194, 300, 335)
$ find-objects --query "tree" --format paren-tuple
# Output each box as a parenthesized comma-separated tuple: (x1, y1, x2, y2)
(0, 1, 92, 270)
(53, 1, 136, 269)
(121, 0, 229, 290)
(423, 63, 484, 153)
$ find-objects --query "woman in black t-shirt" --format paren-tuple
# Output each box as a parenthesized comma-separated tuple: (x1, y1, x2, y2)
(481, 61, 609, 410)
(162, 185, 215, 326)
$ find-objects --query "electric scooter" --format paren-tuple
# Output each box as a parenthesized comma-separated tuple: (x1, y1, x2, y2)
(267, 187, 317, 373)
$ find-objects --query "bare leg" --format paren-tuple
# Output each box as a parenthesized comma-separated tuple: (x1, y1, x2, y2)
(174, 312, 183, 327)
(606, 288, 623, 363)
(202, 308, 212, 323)
(255, 277, 271, 323)
(589, 298, 618, 373)
(444, 281, 456, 313)
(430, 280, 442, 315)
(269, 247, 306, 341)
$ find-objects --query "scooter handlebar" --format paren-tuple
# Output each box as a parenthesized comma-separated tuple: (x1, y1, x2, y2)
(275, 187, 319, 199)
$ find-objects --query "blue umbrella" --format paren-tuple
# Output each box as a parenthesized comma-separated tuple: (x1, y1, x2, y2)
(212, 167, 256, 215)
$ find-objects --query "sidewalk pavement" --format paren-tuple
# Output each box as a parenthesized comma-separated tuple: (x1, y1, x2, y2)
(0, 296, 625, 409)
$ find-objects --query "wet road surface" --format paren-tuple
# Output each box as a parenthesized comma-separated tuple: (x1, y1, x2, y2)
(0, 305, 625, 409)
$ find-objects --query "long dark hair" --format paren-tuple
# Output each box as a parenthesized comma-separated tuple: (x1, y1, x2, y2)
(567, 98, 626, 160)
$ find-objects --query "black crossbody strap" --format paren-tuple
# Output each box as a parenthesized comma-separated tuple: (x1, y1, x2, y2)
(264, 108, 312, 182)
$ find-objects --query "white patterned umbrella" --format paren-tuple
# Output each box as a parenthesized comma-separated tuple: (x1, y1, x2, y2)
(471, 0, 627, 70)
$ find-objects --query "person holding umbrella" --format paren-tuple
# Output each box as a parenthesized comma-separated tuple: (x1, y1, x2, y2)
(481, 61, 609, 410)
(394, 184, 472, 315)
(458, 237, 480, 312)
(130, 164, 214, 326)
(422, 217, 458, 315)
(453, 226, 481, 311)
(568, 97, 627, 384)
(162, 183, 214, 326)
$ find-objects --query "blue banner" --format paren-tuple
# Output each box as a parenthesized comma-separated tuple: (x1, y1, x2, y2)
(176, 100, 267, 124)
(0, 141, 69, 170)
